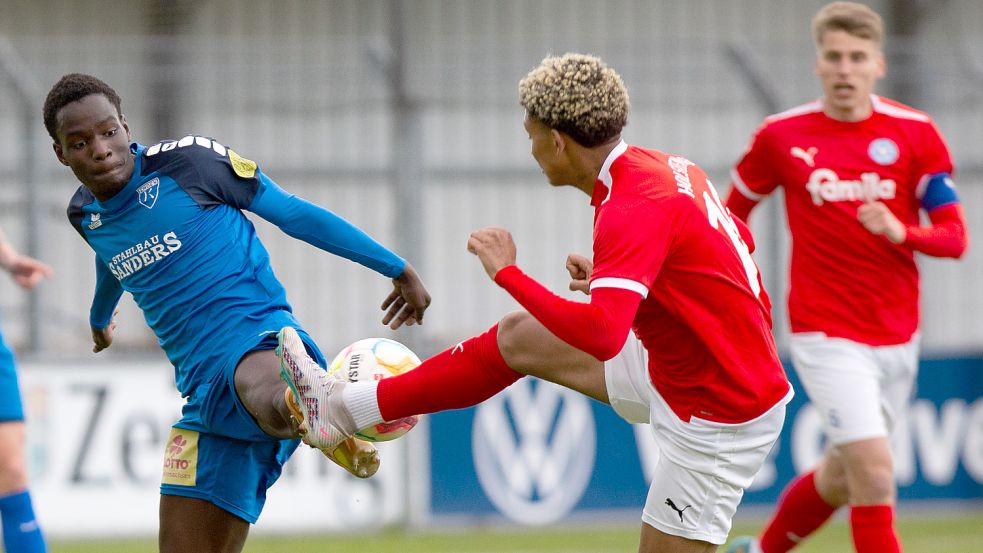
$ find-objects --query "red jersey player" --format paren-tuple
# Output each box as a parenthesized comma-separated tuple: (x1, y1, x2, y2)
(277, 52, 791, 552)
(724, 4, 968, 553)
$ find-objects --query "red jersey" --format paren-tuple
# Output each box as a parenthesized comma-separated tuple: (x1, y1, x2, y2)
(728, 95, 956, 345)
(589, 142, 790, 423)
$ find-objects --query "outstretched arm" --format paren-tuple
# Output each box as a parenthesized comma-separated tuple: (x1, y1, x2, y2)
(248, 174, 430, 328)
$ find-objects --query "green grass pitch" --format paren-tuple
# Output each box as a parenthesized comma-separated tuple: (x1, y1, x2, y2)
(48, 513, 982, 552)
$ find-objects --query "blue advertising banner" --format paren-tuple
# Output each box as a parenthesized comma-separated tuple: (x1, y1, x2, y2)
(428, 357, 982, 524)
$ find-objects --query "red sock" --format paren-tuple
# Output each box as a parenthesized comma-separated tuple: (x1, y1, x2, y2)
(851, 505, 901, 553)
(759, 471, 837, 553)
(377, 324, 522, 421)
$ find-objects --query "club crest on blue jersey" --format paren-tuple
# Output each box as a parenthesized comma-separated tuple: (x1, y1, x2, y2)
(868, 138, 899, 166)
(137, 177, 161, 209)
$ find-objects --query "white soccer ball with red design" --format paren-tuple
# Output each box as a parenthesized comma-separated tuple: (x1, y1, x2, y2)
(327, 337, 422, 442)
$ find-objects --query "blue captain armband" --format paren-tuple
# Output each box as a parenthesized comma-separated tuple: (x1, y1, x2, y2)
(919, 172, 959, 212)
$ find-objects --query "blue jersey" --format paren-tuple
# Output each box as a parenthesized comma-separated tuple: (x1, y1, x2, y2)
(0, 322, 25, 422)
(68, 137, 405, 397)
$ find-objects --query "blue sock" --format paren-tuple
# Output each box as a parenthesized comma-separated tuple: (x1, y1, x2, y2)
(0, 490, 46, 553)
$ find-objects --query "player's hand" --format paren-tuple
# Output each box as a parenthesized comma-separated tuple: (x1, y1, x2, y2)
(381, 263, 431, 329)
(6, 255, 53, 290)
(857, 201, 906, 244)
(91, 309, 119, 353)
(467, 227, 516, 280)
(566, 253, 593, 295)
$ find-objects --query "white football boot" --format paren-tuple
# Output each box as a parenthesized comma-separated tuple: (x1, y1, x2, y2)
(277, 326, 379, 478)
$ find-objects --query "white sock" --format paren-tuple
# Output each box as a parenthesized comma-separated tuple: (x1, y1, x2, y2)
(343, 381, 384, 430)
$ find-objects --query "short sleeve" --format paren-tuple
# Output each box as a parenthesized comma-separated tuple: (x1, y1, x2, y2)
(590, 197, 679, 294)
(731, 123, 782, 201)
(915, 120, 954, 179)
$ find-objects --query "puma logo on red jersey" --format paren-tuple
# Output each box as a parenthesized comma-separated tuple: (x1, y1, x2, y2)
(790, 146, 818, 167)
(805, 168, 896, 205)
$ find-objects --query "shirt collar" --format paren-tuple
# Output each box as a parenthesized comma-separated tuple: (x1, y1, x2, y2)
(590, 140, 628, 207)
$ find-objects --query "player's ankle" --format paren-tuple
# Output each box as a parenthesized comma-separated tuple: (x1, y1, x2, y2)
(340, 380, 381, 433)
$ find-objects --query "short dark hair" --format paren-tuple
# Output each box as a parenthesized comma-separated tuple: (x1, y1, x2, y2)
(43, 73, 123, 141)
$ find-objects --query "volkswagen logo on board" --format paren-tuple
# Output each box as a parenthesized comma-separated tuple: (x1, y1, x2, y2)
(472, 379, 596, 525)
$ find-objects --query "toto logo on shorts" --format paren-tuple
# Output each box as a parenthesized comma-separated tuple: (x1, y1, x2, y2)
(472, 379, 596, 525)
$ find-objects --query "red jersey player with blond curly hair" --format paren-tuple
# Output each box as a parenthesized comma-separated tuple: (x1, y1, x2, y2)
(278, 52, 792, 553)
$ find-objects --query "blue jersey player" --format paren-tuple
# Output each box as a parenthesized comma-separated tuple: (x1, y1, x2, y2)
(0, 227, 51, 553)
(43, 73, 430, 553)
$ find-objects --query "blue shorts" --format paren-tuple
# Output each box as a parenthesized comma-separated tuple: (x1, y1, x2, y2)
(160, 329, 326, 523)
(0, 329, 24, 422)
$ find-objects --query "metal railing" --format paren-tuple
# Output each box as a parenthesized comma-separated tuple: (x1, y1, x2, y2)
(1, 0, 981, 358)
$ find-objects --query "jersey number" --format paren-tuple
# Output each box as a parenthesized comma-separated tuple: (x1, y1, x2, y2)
(703, 183, 761, 295)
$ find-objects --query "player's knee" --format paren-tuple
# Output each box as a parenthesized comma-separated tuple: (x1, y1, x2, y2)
(496, 311, 536, 371)
(838, 438, 895, 503)
(846, 461, 896, 504)
(815, 465, 850, 507)
(0, 453, 28, 493)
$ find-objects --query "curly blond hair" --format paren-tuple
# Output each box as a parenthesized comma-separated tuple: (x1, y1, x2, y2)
(518, 53, 629, 147)
(812, 2, 883, 46)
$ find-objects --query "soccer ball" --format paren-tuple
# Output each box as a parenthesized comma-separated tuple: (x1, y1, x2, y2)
(327, 338, 422, 442)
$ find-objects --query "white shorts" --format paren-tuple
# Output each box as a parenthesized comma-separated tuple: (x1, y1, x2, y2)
(605, 334, 788, 545)
(789, 332, 918, 446)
